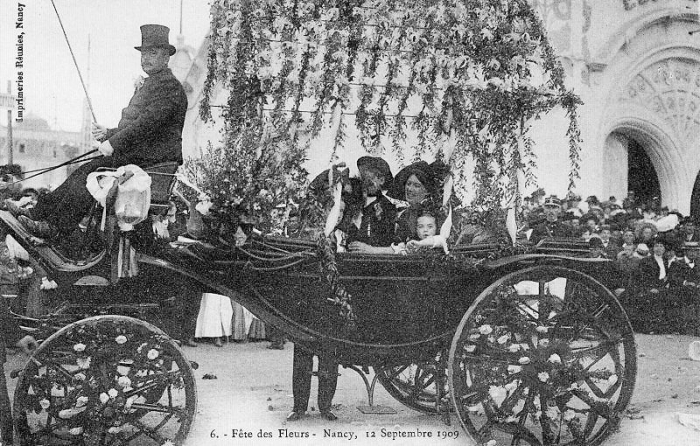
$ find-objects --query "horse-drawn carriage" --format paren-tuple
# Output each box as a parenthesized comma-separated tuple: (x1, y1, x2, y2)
(1, 170, 636, 446)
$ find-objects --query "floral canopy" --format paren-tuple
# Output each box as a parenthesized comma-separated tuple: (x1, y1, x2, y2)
(193, 0, 581, 226)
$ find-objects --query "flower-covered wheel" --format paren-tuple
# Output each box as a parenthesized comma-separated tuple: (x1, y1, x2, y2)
(375, 350, 451, 414)
(13, 315, 197, 446)
(448, 265, 636, 446)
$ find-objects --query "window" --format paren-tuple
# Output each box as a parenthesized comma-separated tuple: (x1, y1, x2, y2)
(19, 143, 25, 153)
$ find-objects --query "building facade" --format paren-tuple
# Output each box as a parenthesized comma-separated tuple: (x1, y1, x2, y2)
(0, 114, 84, 190)
(180, 0, 700, 214)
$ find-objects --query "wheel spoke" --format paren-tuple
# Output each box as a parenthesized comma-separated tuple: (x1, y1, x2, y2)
(449, 266, 636, 446)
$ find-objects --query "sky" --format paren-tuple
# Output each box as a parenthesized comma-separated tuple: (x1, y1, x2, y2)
(0, 0, 211, 132)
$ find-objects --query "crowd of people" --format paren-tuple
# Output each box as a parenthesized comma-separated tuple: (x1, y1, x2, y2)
(520, 190, 700, 335)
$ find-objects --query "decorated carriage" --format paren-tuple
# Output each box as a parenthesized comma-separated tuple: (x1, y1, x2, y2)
(1, 1, 639, 445)
(1, 194, 636, 446)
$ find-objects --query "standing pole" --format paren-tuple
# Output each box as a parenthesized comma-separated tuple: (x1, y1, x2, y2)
(7, 110, 12, 166)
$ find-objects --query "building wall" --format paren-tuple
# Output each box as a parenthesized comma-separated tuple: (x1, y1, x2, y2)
(0, 120, 83, 190)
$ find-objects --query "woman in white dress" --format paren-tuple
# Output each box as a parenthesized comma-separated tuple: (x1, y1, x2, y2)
(194, 293, 234, 347)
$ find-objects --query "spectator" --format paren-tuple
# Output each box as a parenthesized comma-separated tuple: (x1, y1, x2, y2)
(636, 222, 657, 245)
(529, 196, 571, 244)
(678, 217, 700, 243)
(638, 239, 669, 292)
(623, 190, 636, 210)
(598, 225, 620, 259)
(580, 214, 599, 241)
(194, 293, 233, 347)
(633, 243, 650, 260)
(621, 229, 636, 247)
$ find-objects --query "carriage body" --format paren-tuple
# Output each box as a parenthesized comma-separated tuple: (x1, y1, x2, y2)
(1, 207, 636, 446)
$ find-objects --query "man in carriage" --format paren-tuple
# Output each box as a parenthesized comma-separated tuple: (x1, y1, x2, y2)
(4, 24, 187, 241)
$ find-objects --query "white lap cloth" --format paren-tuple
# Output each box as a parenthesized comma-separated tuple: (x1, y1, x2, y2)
(195, 293, 233, 338)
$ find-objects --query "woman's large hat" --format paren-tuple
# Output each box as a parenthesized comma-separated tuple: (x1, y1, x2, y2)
(135, 24, 176, 56)
(388, 160, 436, 200)
(357, 156, 393, 189)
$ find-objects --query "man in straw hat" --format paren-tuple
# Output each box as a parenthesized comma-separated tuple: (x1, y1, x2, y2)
(5, 24, 187, 240)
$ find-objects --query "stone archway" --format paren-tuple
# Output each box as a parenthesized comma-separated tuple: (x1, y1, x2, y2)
(596, 14, 700, 214)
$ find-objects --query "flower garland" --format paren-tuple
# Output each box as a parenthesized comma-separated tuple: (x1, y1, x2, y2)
(198, 0, 582, 226)
(316, 234, 356, 329)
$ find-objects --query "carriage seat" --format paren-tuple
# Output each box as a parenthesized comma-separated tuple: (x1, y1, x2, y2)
(143, 162, 179, 213)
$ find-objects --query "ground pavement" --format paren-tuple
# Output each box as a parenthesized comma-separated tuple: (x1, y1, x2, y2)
(5, 334, 700, 446)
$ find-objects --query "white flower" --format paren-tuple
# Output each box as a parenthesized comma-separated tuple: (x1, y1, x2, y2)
(118, 376, 132, 388)
(536, 326, 549, 333)
(548, 354, 562, 364)
(479, 324, 493, 335)
(464, 344, 476, 353)
(488, 385, 507, 402)
(147, 349, 159, 360)
(518, 356, 531, 365)
(497, 334, 510, 344)
(134, 75, 145, 91)
(507, 344, 521, 353)
(39, 398, 50, 410)
(75, 396, 89, 407)
(76, 356, 91, 370)
(99, 392, 110, 404)
(73, 373, 86, 381)
(73, 343, 86, 353)
(469, 333, 481, 341)
(115, 335, 127, 345)
(108, 388, 119, 398)
(70, 427, 84, 435)
(486, 440, 497, 446)
(507, 365, 522, 374)
(538, 339, 550, 347)
(538, 372, 550, 382)
(563, 409, 576, 421)
(608, 374, 618, 386)
(108, 426, 121, 434)
(568, 382, 582, 391)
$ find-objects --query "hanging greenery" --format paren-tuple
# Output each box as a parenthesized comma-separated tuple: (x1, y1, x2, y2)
(196, 0, 582, 225)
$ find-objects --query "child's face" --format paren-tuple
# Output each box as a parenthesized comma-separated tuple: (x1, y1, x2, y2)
(417, 215, 437, 240)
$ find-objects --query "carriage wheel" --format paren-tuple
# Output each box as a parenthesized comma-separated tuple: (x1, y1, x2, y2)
(375, 350, 451, 414)
(13, 315, 197, 446)
(448, 265, 636, 446)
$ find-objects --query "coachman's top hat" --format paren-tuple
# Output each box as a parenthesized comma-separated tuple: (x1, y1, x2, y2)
(135, 24, 176, 56)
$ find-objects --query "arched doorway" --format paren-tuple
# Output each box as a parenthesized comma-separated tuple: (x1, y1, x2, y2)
(627, 138, 661, 208)
(691, 172, 700, 222)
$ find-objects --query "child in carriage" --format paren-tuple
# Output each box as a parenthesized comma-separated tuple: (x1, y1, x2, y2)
(405, 206, 442, 253)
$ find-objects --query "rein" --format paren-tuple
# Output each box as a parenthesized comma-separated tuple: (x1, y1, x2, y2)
(9, 150, 100, 185)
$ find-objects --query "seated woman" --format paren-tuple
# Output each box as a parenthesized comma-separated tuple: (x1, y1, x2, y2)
(388, 160, 453, 253)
